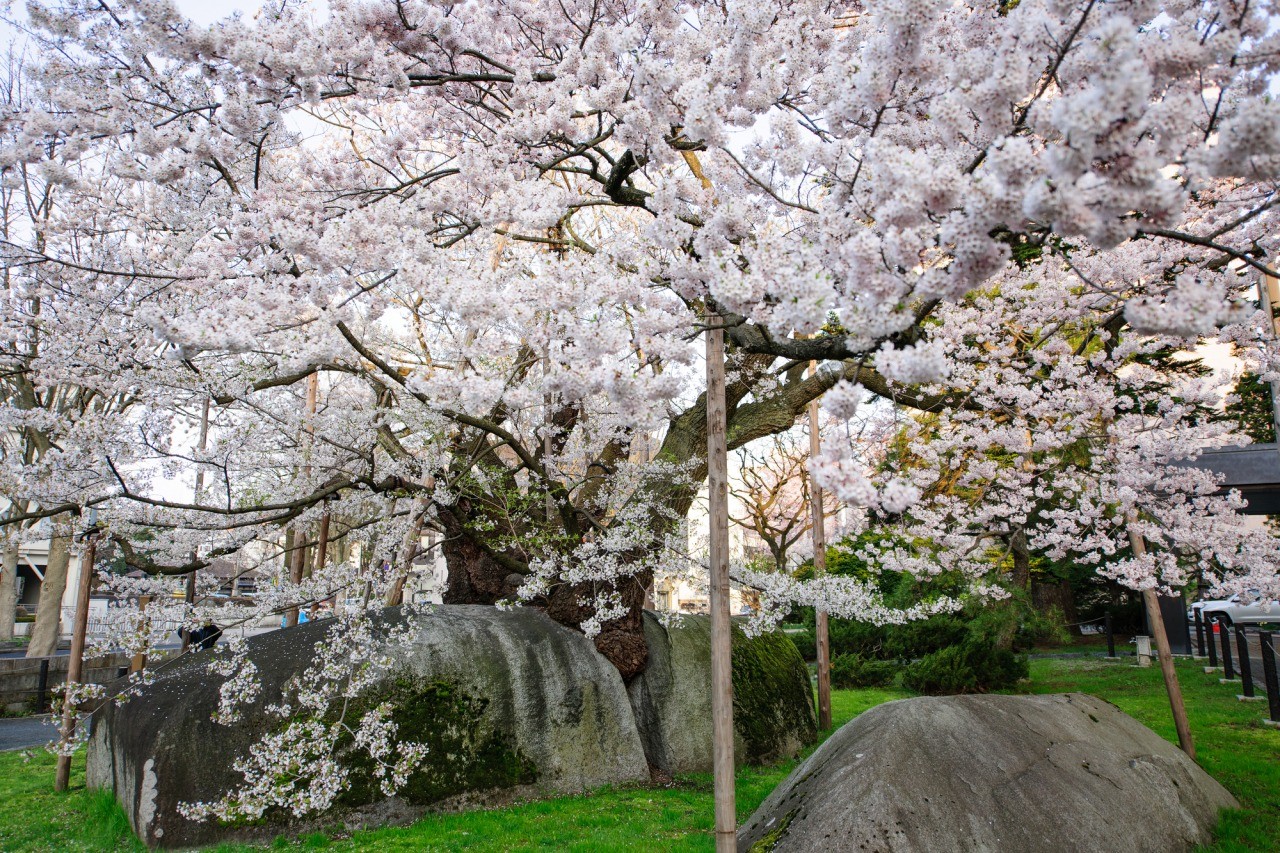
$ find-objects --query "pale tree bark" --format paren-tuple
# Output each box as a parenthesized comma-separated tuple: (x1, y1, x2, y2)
(705, 314, 736, 853)
(0, 539, 18, 642)
(808, 394, 832, 731)
(1130, 525, 1196, 758)
(26, 514, 71, 657)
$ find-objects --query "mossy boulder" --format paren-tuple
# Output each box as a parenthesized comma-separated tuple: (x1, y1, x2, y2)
(628, 612, 817, 773)
(86, 605, 649, 849)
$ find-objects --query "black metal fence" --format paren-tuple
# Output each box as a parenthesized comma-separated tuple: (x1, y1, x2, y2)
(1185, 612, 1280, 728)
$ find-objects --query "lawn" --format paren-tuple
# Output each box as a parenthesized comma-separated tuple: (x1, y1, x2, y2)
(0, 659, 1273, 852)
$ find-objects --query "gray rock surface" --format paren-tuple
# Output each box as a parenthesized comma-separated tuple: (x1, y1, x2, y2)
(87, 606, 817, 849)
(87, 605, 650, 849)
(738, 692, 1238, 853)
(629, 613, 816, 773)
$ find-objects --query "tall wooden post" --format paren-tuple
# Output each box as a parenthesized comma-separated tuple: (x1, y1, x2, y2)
(807, 392, 832, 730)
(129, 594, 150, 675)
(55, 528, 96, 792)
(313, 512, 330, 576)
(183, 397, 211, 651)
(1130, 527, 1195, 758)
(286, 373, 319, 627)
(706, 313, 736, 852)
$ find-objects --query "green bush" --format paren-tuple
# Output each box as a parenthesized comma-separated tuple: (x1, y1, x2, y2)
(901, 641, 1029, 695)
(966, 595, 1070, 651)
(828, 619, 888, 659)
(883, 614, 968, 660)
(830, 654, 897, 689)
(785, 629, 816, 662)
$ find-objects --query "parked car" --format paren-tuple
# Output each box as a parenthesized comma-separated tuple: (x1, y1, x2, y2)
(1191, 591, 1280, 627)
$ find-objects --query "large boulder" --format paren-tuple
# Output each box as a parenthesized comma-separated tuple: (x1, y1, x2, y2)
(87, 605, 650, 848)
(629, 614, 816, 773)
(738, 692, 1238, 852)
(87, 605, 817, 849)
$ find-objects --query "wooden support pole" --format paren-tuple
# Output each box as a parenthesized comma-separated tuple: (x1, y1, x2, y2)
(1134, 541, 1195, 758)
(807, 392, 832, 731)
(313, 511, 331, 576)
(184, 397, 211, 651)
(286, 373, 319, 627)
(129, 594, 150, 675)
(706, 314, 736, 853)
(55, 531, 96, 792)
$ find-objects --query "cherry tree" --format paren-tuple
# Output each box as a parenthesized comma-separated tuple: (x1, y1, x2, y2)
(798, 271, 1280, 757)
(1, 0, 1280, 831)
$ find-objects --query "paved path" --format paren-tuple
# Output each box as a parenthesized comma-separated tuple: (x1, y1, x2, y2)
(0, 714, 58, 751)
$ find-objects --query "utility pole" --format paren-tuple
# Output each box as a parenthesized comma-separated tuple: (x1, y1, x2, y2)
(55, 517, 97, 792)
(706, 312, 736, 853)
(807, 383, 832, 730)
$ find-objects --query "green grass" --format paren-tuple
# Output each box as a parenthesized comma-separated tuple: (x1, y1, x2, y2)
(0, 659, 1273, 851)
(1017, 657, 1280, 853)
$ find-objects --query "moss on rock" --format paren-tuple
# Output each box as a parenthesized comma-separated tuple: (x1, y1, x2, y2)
(731, 625, 817, 763)
(336, 675, 537, 808)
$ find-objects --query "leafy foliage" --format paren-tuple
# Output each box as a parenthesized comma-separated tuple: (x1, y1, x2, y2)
(829, 654, 898, 689)
(900, 641, 1029, 695)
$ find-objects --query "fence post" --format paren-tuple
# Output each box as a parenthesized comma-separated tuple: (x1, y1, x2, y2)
(1193, 609, 1206, 657)
(1206, 617, 1219, 669)
(35, 658, 49, 713)
(1235, 626, 1258, 700)
(1259, 632, 1280, 727)
(1105, 612, 1116, 658)
(1220, 619, 1236, 681)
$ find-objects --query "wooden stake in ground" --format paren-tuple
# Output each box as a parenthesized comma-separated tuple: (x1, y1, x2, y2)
(55, 526, 96, 792)
(286, 372, 320, 627)
(807, 392, 832, 730)
(129, 594, 150, 675)
(1129, 525, 1196, 758)
(183, 397, 211, 651)
(706, 312, 736, 853)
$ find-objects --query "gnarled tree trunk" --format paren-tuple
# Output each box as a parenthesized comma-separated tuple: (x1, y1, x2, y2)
(26, 514, 71, 658)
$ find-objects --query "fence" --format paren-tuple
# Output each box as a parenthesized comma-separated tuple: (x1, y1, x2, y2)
(0, 652, 142, 713)
(1184, 610, 1280, 729)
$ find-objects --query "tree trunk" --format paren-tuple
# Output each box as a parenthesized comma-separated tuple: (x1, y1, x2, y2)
(1010, 527, 1031, 592)
(0, 540, 18, 643)
(546, 567, 653, 681)
(26, 515, 71, 658)
(438, 502, 523, 604)
(1032, 578, 1081, 635)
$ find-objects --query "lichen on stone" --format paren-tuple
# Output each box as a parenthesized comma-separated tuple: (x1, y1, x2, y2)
(731, 625, 818, 763)
(334, 674, 537, 808)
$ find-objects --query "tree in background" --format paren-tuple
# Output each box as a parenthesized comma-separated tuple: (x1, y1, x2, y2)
(1231, 371, 1277, 444)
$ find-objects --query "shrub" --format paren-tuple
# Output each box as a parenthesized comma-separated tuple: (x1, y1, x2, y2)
(828, 619, 888, 659)
(786, 629, 816, 662)
(883, 614, 968, 660)
(967, 595, 1070, 651)
(830, 654, 897, 689)
(901, 641, 1029, 696)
